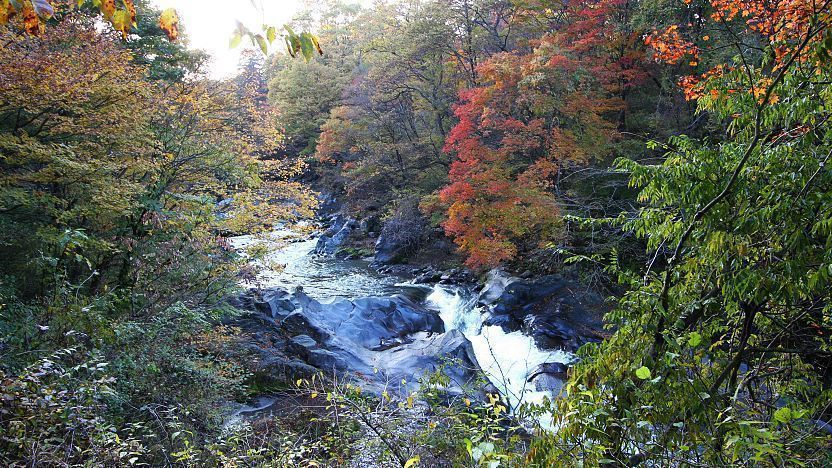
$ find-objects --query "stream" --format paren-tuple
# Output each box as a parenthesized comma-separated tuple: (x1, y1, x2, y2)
(231, 229, 575, 413)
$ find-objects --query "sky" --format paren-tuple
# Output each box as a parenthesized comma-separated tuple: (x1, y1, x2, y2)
(151, 0, 308, 78)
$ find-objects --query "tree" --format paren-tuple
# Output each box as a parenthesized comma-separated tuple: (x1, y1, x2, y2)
(531, 0, 832, 464)
(0, 17, 315, 464)
(438, 0, 646, 269)
(312, 0, 523, 215)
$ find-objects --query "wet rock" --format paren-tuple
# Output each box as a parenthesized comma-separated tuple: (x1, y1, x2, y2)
(315, 216, 357, 256)
(527, 362, 569, 393)
(481, 311, 522, 332)
(331, 295, 444, 350)
(375, 263, 421, 278)
(374, 329, 481, 394)
(414, 267, 473, 286)
(414, 270, 442, 284)
(262, 288, 301, 317)
(525, 305, 582, 350)
(232, 287, 482, 397)
(478, 270, 566, 317)
(477, 269, 604, 352)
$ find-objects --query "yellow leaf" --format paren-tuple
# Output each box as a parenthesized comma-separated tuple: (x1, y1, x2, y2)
(404, 455, 420, 468)
(159, 8, 179, 41)
(100, 0, 115, 19)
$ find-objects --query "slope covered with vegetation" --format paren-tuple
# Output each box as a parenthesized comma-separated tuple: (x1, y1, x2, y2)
(1, 0, 831, 466)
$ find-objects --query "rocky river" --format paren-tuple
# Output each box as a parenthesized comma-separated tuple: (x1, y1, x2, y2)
(227, 226, 606, 420)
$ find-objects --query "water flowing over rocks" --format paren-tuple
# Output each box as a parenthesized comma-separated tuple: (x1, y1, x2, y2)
(477, 269, 607, 352)
(230, 228, 607, 419)
(231, 287, 484, 396)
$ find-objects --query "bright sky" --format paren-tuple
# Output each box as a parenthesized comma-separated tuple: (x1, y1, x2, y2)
(151, 0, 307, 78)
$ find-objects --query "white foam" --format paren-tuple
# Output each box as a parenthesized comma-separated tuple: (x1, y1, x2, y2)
(427, 284, 574, 414)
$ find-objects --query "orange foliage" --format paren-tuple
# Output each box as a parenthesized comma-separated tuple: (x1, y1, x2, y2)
(440, 0, 646, 269)
(646, 0, 830, 101)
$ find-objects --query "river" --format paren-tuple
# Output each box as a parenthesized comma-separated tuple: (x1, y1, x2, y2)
(231, 229, 574, 413)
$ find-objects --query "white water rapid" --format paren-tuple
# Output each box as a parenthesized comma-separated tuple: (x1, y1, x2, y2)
(426, 286, 574, 413)
(233, 228, 575, 416)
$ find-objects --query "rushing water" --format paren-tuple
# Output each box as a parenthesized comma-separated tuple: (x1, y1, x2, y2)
(231, 230, 404, 300)
(426, 287, 573, 412)
(232, 229, 574, 412)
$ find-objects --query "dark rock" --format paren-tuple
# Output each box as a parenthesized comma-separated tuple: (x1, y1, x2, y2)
(280, 311, 327, 343)
(374, 329, 482, 394)
(373, 230, 409, 264)
(306, 348, 349, 371)
(477, 269, 605, 352)
(481, 311, 521, 333)
(316, 192, 340, 217)
(315, 216, 357, 256)
(527, 362, 569, 393)
(479, 270, 566, 317)
(226, 291, 271, 316)
(528, 373, 565, 393)
(527, 312, 580, 350)
(260, 356, 319, 380)
(528, 362, 569, 380)
(360, 215, 381, 235)
(288, 335, 317, 357)
(231, 286, 484, 397)
(262, 288, 300, 317)
(414, 270, 442, 284)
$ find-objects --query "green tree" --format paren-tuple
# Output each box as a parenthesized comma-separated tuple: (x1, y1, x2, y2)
(531, 1, 832, 464)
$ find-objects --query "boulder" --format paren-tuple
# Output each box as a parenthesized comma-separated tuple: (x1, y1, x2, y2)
(478, 270, 566, 317)
(372, 329, 482, 394)
(524, 303, 582, 350)
(526, 362, 570, 393)
(262, 288, 301, 317)
(315, 216, 357, 256)
(373, 229, 409, 264)
(477, 269, 605, 352)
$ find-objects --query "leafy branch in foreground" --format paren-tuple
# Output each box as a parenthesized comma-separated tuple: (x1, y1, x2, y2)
(530, 1, 832, 465)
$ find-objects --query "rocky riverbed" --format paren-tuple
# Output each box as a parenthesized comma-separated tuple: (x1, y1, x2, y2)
(227, 225, 607, 419)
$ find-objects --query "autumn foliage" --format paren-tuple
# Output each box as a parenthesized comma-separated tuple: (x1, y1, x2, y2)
(646, 0, 831, 101)
(439, 0, 646, 269)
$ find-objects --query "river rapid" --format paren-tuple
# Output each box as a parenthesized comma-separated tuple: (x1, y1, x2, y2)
(231, 229, 575, 413)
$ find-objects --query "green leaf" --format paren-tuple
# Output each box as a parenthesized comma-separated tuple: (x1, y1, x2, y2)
(773, 407, 792, 423)
(299, 32, 315, 61)
(266, 26, 277, 43)
(688, 331, 702, 347)
(635, 366, 651, 380)
(229, 33, 242, 49)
